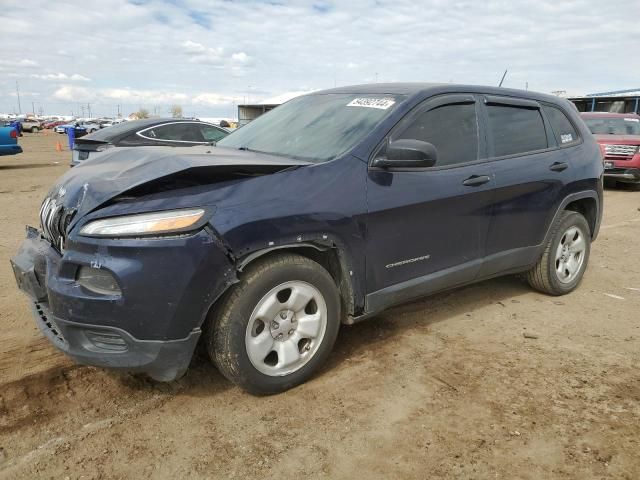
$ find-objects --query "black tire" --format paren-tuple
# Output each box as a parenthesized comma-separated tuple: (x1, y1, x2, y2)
(205, 253, 341, 395)
(527, 210, 591, 295)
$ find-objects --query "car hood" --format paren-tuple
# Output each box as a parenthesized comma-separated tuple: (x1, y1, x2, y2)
(46, 145, 312, 227)
(593, 134, 640, 144)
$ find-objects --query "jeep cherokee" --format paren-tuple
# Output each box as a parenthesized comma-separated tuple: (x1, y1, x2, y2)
(11, 83, 604, 394)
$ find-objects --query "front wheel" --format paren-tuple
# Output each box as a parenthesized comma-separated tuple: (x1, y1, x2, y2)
(527, 210, 591, 295)
(206, 253, 341, 394)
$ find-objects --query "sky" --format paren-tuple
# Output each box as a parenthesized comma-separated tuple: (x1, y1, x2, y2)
(1, 0, 639, 118)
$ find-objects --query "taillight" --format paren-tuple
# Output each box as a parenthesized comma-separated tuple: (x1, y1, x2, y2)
(10, 129, 17, 139)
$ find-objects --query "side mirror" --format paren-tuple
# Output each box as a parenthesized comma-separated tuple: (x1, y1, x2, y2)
(372, 139, 437, 169)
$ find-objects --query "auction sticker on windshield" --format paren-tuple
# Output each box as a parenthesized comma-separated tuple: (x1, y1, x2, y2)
(347, 98, 396, 109)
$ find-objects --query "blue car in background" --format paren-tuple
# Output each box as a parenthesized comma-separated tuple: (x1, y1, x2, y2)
(0, 126, 23, 155)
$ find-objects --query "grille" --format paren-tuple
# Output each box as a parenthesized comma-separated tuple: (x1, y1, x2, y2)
(604, 144, 638, 157)
(39, 197, 74, 252)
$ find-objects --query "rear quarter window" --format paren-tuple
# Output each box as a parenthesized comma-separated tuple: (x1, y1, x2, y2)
(487, 104, 548, 157)
(543, 105, 580, 146)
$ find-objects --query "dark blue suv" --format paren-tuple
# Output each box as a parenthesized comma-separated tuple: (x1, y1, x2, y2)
(11, 83, 603, 394)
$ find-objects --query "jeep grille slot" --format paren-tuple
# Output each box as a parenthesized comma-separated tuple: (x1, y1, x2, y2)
(39, 197, 74, 251)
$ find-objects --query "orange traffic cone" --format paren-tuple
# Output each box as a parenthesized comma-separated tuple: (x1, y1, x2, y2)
(55, 141, 63, 152)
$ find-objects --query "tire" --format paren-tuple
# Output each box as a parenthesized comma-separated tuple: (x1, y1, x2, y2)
(205, 253, 341, 395)
(31, 127, 39, 133)
(527, 210, 591, 295)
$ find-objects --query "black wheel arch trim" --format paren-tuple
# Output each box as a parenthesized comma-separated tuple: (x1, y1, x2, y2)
(235, 239, 360, 322)
(544, 190, 601, 245)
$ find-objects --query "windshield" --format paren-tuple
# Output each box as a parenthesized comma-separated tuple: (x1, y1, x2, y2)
(218, 93, 406, 162)
(584, 117, 640, 136)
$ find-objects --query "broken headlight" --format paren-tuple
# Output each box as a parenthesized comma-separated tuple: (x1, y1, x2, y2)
(79, 208, 206, 238)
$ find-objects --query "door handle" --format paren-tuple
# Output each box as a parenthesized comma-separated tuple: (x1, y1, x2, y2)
(549, 162, 569, 172)
(462, 175, 491, 186)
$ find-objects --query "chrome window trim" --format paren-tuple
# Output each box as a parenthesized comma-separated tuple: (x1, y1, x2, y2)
(135, 121, 223, 144)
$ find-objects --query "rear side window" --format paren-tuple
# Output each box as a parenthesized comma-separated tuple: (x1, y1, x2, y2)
(199, 125, 227, 142)
(487, 105, 547, 157)
(139, 123, 205, 142)
(395, 103, 478, 167)
(543, 105, 579, 145)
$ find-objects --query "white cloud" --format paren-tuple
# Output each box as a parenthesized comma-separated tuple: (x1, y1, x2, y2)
(53, 85, 92, 102)
(31, 73, 91, 81)
(231, 52, 250, 64)
(182, 39, 225, 65)
(0, 59, 39, 69)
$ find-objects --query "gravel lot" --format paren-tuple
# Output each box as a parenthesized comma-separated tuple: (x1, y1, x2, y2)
(1, 133, 639, 479)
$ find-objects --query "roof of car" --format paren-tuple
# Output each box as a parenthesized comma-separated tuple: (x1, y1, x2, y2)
(310, 82, 565, 104)
(580, 112, 640, 118)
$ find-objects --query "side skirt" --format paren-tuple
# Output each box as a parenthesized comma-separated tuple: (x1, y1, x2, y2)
(352, 245, 540, 324)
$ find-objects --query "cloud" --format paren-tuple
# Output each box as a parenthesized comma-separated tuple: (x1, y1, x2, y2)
(53, 85, 92, 102)
(231, 52, 251, 64)
(182, 39, 225, 65)
(31, 73, 91, 81)
(0, 59, 39, 69)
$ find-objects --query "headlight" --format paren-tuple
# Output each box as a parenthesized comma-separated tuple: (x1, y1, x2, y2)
(79, 208, 206, 237)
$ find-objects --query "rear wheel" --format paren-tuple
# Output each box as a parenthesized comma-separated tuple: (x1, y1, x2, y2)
(206, 253, 341, 394)
(527, 210, 590, 295)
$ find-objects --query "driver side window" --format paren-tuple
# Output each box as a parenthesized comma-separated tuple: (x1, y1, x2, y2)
(393, 102, 479, 167)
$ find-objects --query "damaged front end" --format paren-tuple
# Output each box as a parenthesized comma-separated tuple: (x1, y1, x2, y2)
(11, 145, 309, 380)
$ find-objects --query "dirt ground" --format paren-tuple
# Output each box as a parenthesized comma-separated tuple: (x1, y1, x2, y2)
(0, 133, 639, 479)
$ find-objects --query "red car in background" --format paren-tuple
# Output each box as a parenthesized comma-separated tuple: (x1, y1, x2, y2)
(581, 112, 640, 188)
(42, 120, 68, 129)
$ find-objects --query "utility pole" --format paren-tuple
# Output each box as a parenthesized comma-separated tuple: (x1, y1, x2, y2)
(87, 103, 91, 118)
(31, 101, 35, 115)
(15, 81, 22, 114)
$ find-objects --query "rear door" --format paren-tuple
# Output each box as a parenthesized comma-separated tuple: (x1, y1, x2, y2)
(478, 96, 575, 276)
(365, 94, 495, 311)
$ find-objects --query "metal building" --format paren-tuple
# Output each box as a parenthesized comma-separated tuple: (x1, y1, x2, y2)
(237, 104, 280, 126)
(568, 88, 640, 114)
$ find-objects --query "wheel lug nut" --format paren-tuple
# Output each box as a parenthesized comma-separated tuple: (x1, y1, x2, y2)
(288, 329, 294, 335)
(280, 311, 287, 319)
(291, 317, 297, 323)
(272, 321, 279, 329)
(277, 333, 284, 340)
(305, 345, 311, 351)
